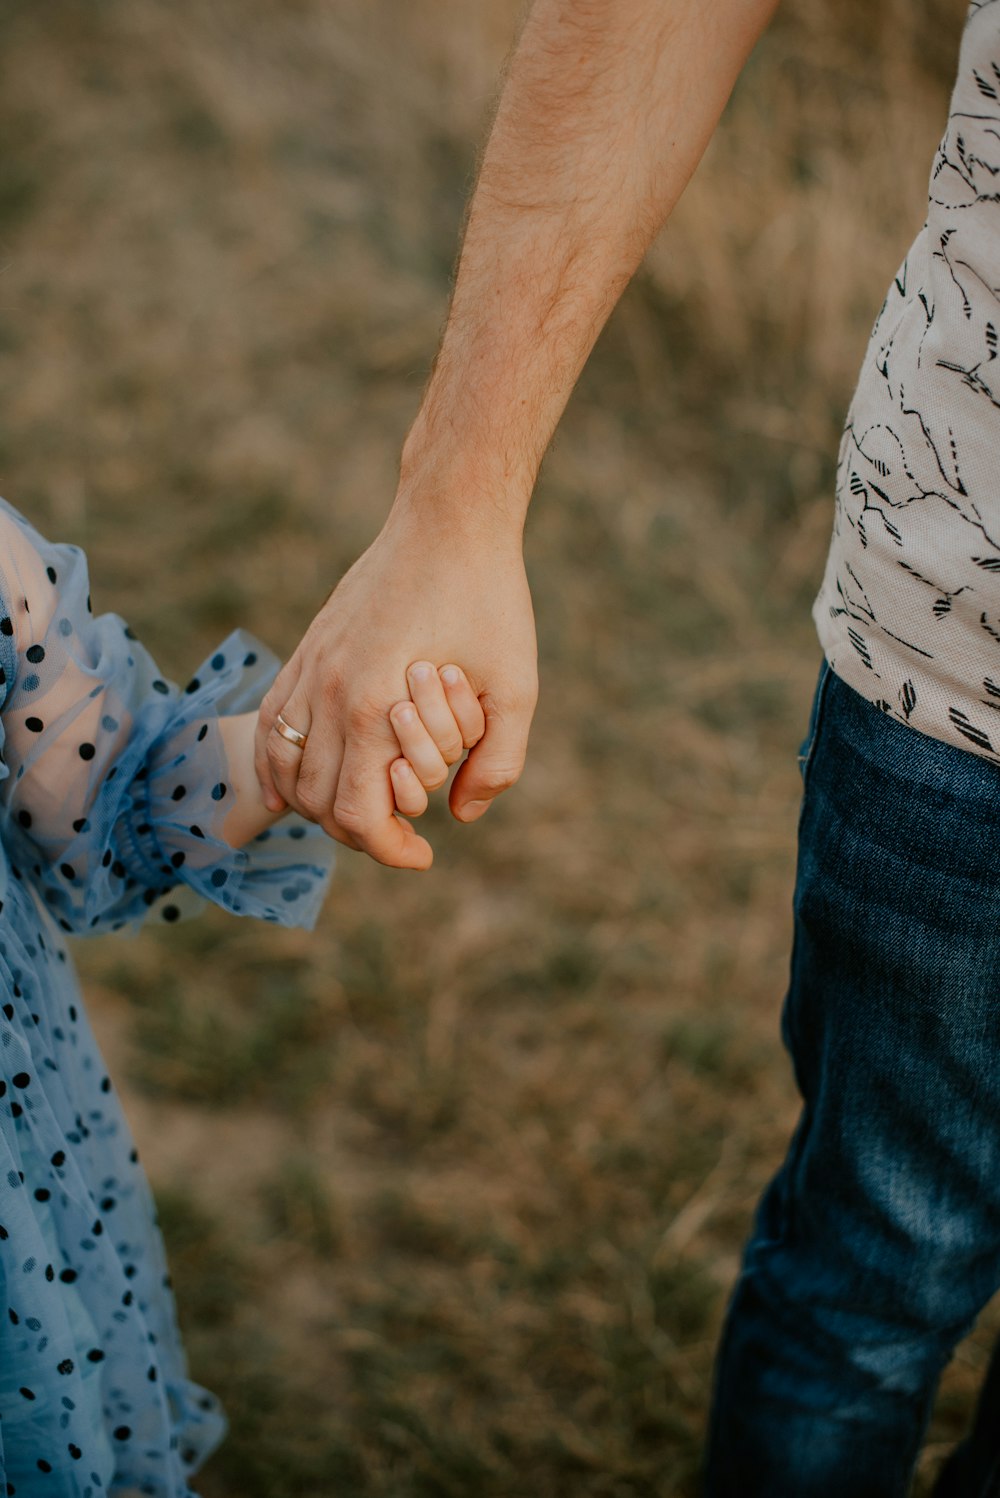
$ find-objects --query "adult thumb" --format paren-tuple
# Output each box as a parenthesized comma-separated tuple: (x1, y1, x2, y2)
(448, 700, 531, 823)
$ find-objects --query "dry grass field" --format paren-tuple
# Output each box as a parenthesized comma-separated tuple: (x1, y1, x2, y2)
(0, 0, 990, 1493)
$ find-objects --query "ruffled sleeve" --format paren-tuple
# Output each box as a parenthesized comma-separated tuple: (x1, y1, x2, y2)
(0, 495, 334, 934)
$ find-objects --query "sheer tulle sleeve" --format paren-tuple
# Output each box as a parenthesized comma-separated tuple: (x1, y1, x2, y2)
(0, 496, 334, 934)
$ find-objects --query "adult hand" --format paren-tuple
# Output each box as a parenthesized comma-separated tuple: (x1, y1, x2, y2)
(254, 495, 538, 870)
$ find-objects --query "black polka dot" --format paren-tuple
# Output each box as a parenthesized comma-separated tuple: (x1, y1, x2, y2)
(197, 723, 208, 741)
(59, 1268, 77, 1283)
(25, 644, 44, 665)
(19, 1386, 35, 1400)
(171, 785, 186, 801)
(211, 653, 225, 670)
(170, 851, 185, 869)
(33, 1188, 50, 1202)
(185, 677, 201, 694)
(78, 743, 95, 761)
(72, 818, 89, 833)
(50, 1151, 65, 1166)
(0, 618, 12, 636)
(244, 651, 257, 667)
(12, 1073, 30, 1087)
(211, 869, 228, 888)
(57, 1358, 73, 1375)
(190, 824, 205, 839)
(16, 809, 31, 828)
(21, 674, 39, 692)
(36, 1459, 51, 1473)
(113, 1425, 132, 1441)
(60, 864, 75, 881)
(85, 1348, 104, 1362)
(68, 1444, 82, 1459)
(24, 717, 43, 733)
(162, 905, 180, 923)
(46, 566, 56, 584)
(211, 782, 227, 801)
(152, 679, 169, 695)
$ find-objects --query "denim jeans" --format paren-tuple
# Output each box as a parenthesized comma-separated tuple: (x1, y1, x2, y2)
(703, 658, 1000, 1497)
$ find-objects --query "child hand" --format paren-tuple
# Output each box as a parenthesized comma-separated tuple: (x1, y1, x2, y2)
(388, 662, 486, 819)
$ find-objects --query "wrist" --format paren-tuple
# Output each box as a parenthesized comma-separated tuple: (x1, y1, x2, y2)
(396, 413, 535, 545)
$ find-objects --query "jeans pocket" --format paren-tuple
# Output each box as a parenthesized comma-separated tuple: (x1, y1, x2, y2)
(796, 656, 835, 791)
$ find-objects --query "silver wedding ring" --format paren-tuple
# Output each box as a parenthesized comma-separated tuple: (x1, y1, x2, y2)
(275, 711, 308, 750)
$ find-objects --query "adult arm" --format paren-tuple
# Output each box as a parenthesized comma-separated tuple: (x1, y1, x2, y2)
(255, 0, 781, 869)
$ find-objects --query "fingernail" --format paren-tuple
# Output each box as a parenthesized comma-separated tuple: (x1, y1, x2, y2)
(263, 789, 284, 812)
(394, 704, 415, 724)
(440, 665, 460, 686)
(459, 799, 491, 821)
(408, 663, 432, 682)
(393, 759, 412, 777)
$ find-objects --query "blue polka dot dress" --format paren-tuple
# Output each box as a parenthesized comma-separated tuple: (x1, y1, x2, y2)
(0, 495, 336, 1495)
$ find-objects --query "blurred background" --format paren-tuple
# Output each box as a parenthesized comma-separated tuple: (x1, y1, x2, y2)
(0, 0, 981, 1492)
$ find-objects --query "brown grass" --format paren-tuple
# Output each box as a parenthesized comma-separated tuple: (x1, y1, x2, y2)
(0, 0, 989, 1493)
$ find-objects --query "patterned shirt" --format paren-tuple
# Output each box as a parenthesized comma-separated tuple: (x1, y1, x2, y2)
(814, 0, 1000, 764)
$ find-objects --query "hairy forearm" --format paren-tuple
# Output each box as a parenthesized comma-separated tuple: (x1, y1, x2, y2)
(398, 0, 779, 532)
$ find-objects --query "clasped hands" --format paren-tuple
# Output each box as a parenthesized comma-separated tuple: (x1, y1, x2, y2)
(265, 657, 490, 868)
(250, 502, 539, 869)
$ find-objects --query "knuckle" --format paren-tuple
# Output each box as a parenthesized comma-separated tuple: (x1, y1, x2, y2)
(332, 799, 366, 837)
(440, 737, 465, 764)
(479, 764, 521, 795)
(346, 699, 383, 737)
(295, 781, 328, 822)
(265, 737, 293, 772)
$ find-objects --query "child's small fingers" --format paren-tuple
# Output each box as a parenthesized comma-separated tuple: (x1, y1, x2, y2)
(389, 699, 450, 790)
(405, 661, 466, 765)
(390, 757, 429, 818)
(438, 665, 486, 748)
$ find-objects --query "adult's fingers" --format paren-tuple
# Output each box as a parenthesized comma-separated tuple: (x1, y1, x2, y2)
(263, 687, 364, 851)
(448, 688, 534, 823)
(263, 687, 314, 812)
(334, 735, 434, 870)
(255, 657, 302, 812)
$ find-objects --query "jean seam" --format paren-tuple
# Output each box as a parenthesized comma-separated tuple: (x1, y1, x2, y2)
(797, 657, 835, 794)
